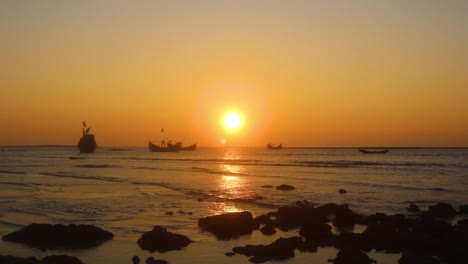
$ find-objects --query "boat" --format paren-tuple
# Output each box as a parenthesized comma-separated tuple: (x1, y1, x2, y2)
(359, 149, 389, 154)
(181, 143, 196, 151)
(167, 142, 197, 151)
(267, 143, 283, 150)
(148, 141, 179, 152)
(78, 122, 96, 153)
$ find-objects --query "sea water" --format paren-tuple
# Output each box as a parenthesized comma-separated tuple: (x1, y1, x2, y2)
(1, 147, 467, 263)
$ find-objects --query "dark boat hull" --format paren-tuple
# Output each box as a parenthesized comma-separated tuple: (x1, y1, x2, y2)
(167, 142, 196, 151)
(148, 142, 179, 152)
(359, 149, 389, 154)
(78, 134, 96, 153)
(267, 143, 282, 150)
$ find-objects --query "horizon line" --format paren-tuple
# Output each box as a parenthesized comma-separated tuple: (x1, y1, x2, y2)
(1, 145, 468, 149)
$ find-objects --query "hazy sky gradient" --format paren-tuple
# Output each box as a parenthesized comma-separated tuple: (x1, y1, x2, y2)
(1, 0, 467, 146)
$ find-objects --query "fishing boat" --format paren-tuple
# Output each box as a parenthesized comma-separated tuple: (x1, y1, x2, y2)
(167, 142, 197, 151)
(267, 143, 283, 150)
(148, 141, 179, 152)
(78, 122, 96, 153)
(359, 149, 389, 154)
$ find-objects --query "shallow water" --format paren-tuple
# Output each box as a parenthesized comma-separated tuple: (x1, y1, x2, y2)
(1, 146, 467, 263)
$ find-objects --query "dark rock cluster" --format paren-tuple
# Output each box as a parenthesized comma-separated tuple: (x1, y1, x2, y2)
(0, 255, 83, 264)
(232, 237, 312, 263)
(137, 226, 192, 253)
(203, 202, 468, 263)
(275, 184, 295, 191)
(198, 211, 259, 239)
(2, 224, 114, 250)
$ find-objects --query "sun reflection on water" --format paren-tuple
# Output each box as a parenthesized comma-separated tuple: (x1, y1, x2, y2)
(207, 149, 257, 214)
(210, 202, 243, 213)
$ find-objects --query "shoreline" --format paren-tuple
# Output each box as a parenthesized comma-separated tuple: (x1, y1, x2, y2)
(2, 201, 467, 264)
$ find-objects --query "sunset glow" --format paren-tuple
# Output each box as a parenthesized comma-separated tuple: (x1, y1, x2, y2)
(0, 1, 467, 147)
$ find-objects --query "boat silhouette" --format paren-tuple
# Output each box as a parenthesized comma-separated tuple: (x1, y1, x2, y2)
(78, 122, 96, 153)
(167, 142, 197, 151)
(148, 141, 179, 152)
(267, 143, 283, 150)
(359, 149, 389, 154)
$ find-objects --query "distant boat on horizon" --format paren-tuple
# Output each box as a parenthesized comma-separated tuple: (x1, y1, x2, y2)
(78, 122, 96, 153)
(148, 141, 179, 152)
(168, 142, 197, 151)
(267, 143, 283, 150)
(359, 149, 389, 154)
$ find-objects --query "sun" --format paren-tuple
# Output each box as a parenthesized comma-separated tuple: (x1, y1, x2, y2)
(224, 113, 241, 130)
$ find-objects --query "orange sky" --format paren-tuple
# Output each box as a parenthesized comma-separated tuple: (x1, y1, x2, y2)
(1, 1, 467, 147)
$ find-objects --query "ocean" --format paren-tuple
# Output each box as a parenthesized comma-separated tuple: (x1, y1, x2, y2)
(1, 146, 467, 263)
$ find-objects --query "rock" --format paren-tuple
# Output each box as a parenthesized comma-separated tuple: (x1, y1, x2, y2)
(254, 214, 271, 225)
(332, 247, 376, 264)
(225, 252, 235, 257)
(427, 203, 456, 218)
(165, 212, 173, 216)
(339, 189, 347, 194)
(333, 205, 356, 228)
(299, 221, 333, 246)
(275, 184, 295, 191)
(407, 202, 420, 213)
(398, 252, 444, 264)
(273, 205, 328, 230)
(0, 255, 84, 264)
(177, 209, 185, 214)
(458, 204, 468, 214)
(132, 255, 140, 264)
(0, 255, 39, 264)
(198, 211, 259, 239)
(316, 203, 340, 216)
(137, 226, 192, 253)
(145, 257, 168, 264)
(2, 223, 113, 250)
(260, 224, 276, 236)
(41, 255, 84, 264)
(232, 237, 302, 263)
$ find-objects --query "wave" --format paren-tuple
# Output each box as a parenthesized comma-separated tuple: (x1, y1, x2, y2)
(114, 156, 261, 164)
(74, 164, 117, 169)
(40, 172, 124, 183)
(0, 181, 38, 189)
(130, 181, 182, 192)
(0, 170, 26, 175)
(292, 160, 454, 168)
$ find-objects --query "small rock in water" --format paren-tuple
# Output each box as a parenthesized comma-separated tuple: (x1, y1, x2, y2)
(2, 223, 114, 250)
(145, 257, 168, 264)
(458, 204, 468, 214)
(233, 237, 302, 263)
(407, 202, 420, 212)
(132, 255, 140, 264)
(427, 202, 456, 218)
(332, 247, 376, 264)
(177, 209, 185, 214)
(42, 255, 84, 264)
(225, 252, 235, 257)
(276, 184, 295, 191)
(198, 211, 259, 239)
(260, 224, 276, 236)
(187, 212, 193, 215)
(261, 185, 273, 188)
(165, 212, 174, 216)
(339, 189, 347, 194)
(137, 226, 192, 253)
